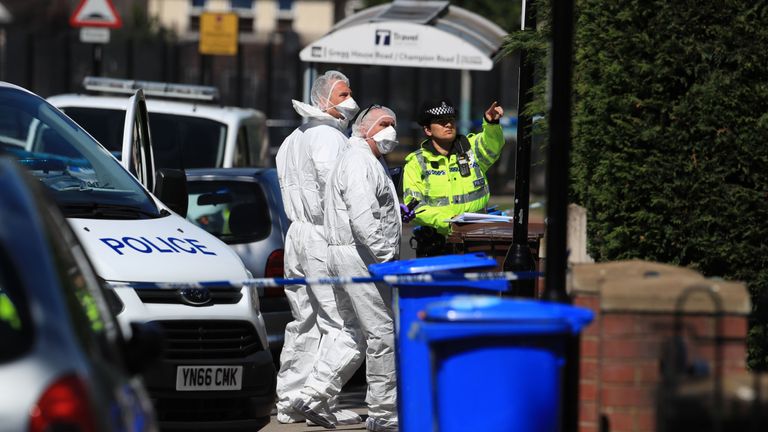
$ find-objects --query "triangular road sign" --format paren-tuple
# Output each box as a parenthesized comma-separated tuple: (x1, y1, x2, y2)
(70, 0, 123, 29)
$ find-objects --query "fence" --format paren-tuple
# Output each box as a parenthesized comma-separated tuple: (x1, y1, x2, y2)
(0, 24, 535, 195)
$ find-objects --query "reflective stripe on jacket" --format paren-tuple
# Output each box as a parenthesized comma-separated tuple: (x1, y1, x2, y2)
(403, 119, 504, 235)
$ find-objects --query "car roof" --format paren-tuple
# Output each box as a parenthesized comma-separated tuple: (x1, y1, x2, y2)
(0, 81, 38, 94)
(47, 93, 265, 123)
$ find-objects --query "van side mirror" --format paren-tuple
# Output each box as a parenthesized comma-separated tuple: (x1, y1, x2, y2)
(154, 168, 188, 217)
(124, 322, 165, 375)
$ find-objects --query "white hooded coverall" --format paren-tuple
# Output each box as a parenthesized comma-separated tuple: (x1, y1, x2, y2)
(324, 136, 401, 428)
(275, 100, 364, 420)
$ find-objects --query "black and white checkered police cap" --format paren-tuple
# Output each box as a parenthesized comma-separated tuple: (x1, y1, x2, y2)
(418, 99, 458, 126)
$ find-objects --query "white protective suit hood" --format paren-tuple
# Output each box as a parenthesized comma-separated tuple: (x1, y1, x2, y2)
(291, 99, 348, 131)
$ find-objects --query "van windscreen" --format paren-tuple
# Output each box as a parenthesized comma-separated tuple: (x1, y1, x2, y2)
(63, 107, 227, 169)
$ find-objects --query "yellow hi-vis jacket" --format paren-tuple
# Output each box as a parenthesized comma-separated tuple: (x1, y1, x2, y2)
(403, 120, 505, 235)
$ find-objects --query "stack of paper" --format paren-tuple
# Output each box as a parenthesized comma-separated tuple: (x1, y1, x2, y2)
(445, 212, 514, 223)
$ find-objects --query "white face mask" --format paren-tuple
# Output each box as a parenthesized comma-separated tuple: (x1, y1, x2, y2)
(372, 126, 398, 154)
(331, 97, 360, 120)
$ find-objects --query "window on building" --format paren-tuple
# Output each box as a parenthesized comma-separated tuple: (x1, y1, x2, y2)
(189, 0, 254, 33)
(231, 0, 253, 10)
(231, 0, 254, 33)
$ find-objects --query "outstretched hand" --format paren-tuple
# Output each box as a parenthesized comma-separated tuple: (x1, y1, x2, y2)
(399, 203, 416, 223)
(484, 101, 504, 122)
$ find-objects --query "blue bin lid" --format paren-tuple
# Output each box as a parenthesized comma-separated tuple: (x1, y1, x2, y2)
(368, 253, 498, 275)
(423, 296, 594, 335)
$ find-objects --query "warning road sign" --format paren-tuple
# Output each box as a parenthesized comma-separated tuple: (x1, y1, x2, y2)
(70, 0, 123, 29)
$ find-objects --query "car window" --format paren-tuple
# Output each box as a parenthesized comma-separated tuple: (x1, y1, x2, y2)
(62, 107, 125, 159)
(187, 179, 271, 244)
(234, 126, 249, 167)
(0, 89, 160, 220)
(0, 247, 34, 363)
(0, 105, 34, 147)
(246, 122, 265, 166)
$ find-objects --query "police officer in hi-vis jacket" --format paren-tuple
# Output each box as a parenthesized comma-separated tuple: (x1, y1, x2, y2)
(403, 98, 505, 256)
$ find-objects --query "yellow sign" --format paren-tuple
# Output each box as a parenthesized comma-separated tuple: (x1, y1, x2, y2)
(199, 12, 238, 56)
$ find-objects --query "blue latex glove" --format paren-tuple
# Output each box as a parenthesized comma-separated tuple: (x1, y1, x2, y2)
(399, 203, 416, 223)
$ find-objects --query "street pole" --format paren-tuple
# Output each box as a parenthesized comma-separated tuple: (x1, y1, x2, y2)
(92, 44, 102, 77)
(546, 1, 578, 431)
(503, 0, 537, 298)
(544, 0, 573, 304)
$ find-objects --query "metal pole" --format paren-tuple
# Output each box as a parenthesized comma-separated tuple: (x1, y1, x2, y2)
(126, 38, 134, 80)
(92, 44, 103, 77)
(546, 1, 578, 432)
(302, 63, 316, 104)
(236, 42, 243, 107)
(543, 0, 573, 303)
(25, 32, 34, 89)
(459, 69, 471, 135)
(199, 54, 209, 86)
(503, 0, 537, 298)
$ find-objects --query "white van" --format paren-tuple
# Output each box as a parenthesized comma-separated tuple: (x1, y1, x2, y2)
(48, 77, 271, 169)
(0, 81, 276, 430)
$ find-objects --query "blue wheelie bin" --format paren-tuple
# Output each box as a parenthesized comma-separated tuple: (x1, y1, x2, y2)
(414, 295, 593, 432)
(368, 253, 510, 432)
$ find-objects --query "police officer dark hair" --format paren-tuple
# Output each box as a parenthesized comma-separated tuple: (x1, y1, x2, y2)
(418, 99, 458, 127)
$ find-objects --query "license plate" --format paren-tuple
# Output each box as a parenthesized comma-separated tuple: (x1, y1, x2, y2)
(176, 366, 243, 391)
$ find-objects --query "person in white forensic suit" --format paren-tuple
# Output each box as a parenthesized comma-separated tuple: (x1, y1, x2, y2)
(323, 105, 404, 431)
(275, 70, 365, 427)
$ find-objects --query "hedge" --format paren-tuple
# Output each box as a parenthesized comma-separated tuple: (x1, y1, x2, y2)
(504, 1, 768, 368)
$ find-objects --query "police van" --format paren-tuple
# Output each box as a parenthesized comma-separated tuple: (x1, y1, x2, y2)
(48, 77, 271, 169)
(0, 81, 275, 430)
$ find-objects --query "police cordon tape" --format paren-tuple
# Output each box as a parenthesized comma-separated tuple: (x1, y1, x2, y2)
(112, 270, 543, 290)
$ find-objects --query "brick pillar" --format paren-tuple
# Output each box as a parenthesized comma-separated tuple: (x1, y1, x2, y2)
(570, 261, 751, 432)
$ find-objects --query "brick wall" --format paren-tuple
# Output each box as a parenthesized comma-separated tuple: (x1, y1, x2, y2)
(570, 261, 751, 432)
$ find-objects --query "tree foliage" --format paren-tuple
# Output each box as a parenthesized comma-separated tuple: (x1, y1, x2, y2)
(504, 1, 768, 368)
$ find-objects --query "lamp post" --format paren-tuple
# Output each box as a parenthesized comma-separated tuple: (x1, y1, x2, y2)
(504, 0, 537, 298)
(546, 1, 578, 432)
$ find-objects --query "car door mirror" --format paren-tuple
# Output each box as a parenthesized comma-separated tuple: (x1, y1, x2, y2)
(123, 321, 165, 375)
(154, 168, 188, 217)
